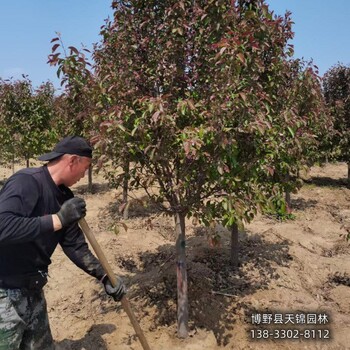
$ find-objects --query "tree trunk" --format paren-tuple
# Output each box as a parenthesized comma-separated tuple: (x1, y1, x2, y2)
(88, 165, 93, 193)
(26, 158, 30, 168)
(175, 212, 189, 338)
(284, 171, 291, 210)
(347, 162, 350, 185)
(285, 190, 291, 209)
(230, 223, 239, 268)
(122, 158, 130, 220)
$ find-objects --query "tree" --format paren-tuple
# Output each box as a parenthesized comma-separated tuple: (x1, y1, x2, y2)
(47, 0, 329, 337)
(89, 0, 329, 337)
(323, 63, 350, 181)
(48, 35, 98, 191)
(0, 77, 56, 168)
(262, 59, 329, 211)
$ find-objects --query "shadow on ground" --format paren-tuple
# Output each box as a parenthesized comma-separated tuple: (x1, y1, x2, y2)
(99, 231, 292, 346)
(55, 324, 116, 350)
(304, 176, 349, 188)
(291, 197, 318, 210)
(92, 188, 294, 345)
(74, 182, 111, 195)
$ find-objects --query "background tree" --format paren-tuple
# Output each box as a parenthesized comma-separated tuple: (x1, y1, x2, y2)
(262, 59, 329, 212)
(323, 63, 350, 181)
(0, 79, 17, 168)
(48, 35, 98, 191)
(0, 77, 56, 169)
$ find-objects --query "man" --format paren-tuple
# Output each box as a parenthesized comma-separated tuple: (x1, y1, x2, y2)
(0, 136, 126, 350)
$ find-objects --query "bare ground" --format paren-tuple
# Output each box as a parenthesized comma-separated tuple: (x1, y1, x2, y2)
(1, 162, 350, 349)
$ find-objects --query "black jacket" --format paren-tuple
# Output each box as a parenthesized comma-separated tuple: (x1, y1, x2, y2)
(0, 165, 104, 286)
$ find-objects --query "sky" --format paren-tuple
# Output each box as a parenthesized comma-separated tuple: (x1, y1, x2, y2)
(0, 0, 113, 91)
(267, 0, 350, 76)
(0, 1, 349, 90)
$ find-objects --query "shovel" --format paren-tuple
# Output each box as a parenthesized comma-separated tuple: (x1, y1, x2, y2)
(79, 218, 152, 350)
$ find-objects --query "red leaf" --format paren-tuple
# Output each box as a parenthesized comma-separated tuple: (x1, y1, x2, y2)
(50, 37, 60, 43)
(47, 53, 60, 65)
(68, 46, 79, 55)
(184, 141, 191, 156)
(239, 92, 247, 102)
(266, 166, 274, 176)
(151, 111, 160, 123)
(51, 43, 60, 53)
(89, 135, 99, 145)
(237, 53, 245, 64)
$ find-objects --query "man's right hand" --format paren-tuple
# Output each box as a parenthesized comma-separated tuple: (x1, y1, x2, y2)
(57, 197, 86, 228)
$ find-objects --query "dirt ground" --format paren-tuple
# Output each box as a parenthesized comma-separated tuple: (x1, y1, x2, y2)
(1, 162, 350, 349)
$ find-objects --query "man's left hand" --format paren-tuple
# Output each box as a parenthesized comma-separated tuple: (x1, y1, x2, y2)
(102, 275, 126, 301)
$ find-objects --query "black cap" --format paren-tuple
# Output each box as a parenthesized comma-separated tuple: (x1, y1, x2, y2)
(38, 136, 92, 161)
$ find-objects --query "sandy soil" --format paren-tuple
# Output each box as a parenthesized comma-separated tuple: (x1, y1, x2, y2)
(1, 162, 350, 349)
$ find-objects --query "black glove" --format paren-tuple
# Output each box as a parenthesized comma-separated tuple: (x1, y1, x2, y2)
(57, 197, 86, 228)
(102, 274, 126, 301)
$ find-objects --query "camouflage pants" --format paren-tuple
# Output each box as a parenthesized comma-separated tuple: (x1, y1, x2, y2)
(0, 288, 54, 350)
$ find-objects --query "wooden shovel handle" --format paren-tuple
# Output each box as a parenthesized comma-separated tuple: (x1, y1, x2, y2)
(79, 218, 152, 350)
